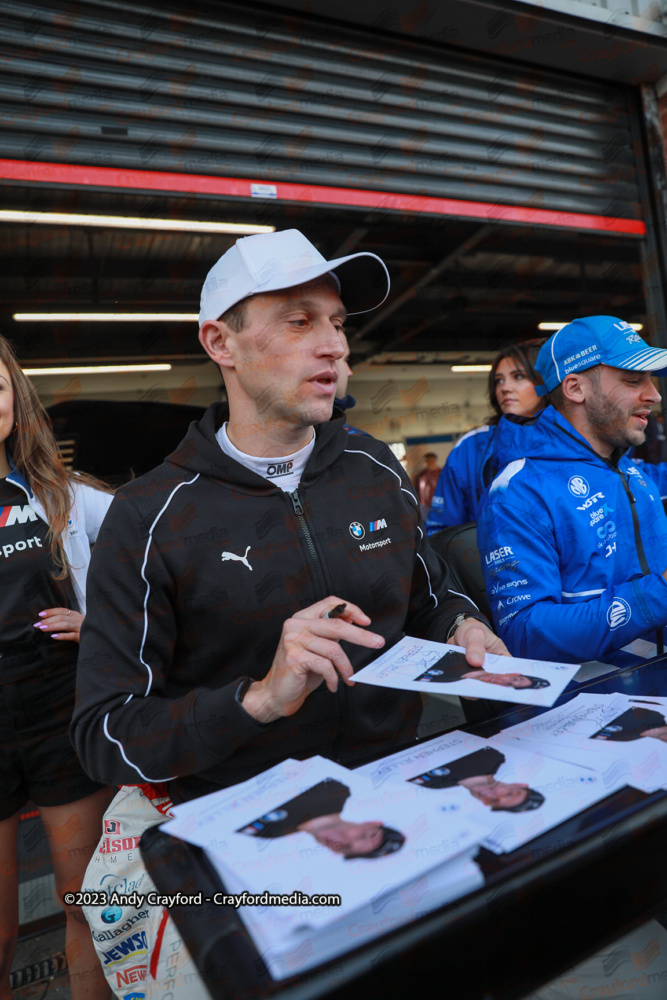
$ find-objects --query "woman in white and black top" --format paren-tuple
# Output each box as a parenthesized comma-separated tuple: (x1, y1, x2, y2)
(0, 334, 113, 1000)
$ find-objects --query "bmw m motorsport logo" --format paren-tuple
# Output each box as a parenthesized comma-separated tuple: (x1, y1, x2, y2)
(568, 476, 589, 498)
(607, 598, 631, 630)
(349, 522, 365, 539)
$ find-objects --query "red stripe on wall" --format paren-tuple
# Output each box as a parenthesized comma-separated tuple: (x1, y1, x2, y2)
(0, 159, 647, 237)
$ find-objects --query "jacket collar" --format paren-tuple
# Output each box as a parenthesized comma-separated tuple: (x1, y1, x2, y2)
(5, 453, 33, 499)
(167, 402, 349, 490)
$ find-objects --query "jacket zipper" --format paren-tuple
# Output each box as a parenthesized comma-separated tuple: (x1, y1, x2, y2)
(554, 423, 663, 654)
(289, 489, 348, 755)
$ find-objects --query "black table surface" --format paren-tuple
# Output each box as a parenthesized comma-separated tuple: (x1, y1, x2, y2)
(141, 654, 667, 1000)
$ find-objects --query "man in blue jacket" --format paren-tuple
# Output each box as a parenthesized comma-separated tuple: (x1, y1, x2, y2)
(477, 316, 667, 667)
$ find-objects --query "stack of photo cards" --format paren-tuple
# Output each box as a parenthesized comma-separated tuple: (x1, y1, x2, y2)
(351, 636, 580, 706)
(493, 692, 667, 794)
(355, 730, 611, 854)
(161, 755, 486, 980)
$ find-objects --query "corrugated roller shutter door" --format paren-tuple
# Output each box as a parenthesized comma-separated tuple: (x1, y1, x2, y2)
(0, 0, 640, 219)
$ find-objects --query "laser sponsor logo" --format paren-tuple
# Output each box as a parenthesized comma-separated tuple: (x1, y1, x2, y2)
(0, 504, 38, 527)
(349, 521, 365, 539)
(369, 518, 387, 532)
(485, 545, 513, 565)
(568, 476, 589, 498)
(607, 598, 631, 630)
(102, 930, 148, 967)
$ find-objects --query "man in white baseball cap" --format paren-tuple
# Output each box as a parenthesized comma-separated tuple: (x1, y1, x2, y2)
(73, 228, 507, 997)
(198, 227, 391, 325)
(76, 225, 506, 795)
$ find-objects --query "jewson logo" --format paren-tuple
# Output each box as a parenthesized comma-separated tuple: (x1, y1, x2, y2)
(607, 598, 631, 630)
(568, 476, 589, 498)
(369, 519, 387, 532)
(349, 522, 365, 539)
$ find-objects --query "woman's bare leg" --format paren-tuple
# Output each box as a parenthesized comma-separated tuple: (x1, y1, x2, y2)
(0, 811, 18, 1000)
(40, 788, 113, 1000)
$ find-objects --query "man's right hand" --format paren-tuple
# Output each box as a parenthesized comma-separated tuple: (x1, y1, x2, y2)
(240, 597, 385, 723)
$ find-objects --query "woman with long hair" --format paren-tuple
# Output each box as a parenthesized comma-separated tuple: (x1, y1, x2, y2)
(425, 341, 545, 533)
(0, 334, 113, 1000)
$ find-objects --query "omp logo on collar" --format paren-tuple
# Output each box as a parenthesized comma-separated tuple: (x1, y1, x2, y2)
(369, 519, 387, 532)
(266, 461, 293, 477)
(0, 504, 37, 527)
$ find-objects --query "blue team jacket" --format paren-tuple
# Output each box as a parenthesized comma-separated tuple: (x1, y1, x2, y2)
(477, 406, 667, 665)
(426, 425, 496, 534)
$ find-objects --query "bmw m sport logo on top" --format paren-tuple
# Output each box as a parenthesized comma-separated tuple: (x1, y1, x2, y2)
(568, 476, 590, 498)
(349, 522, 365, 539)
(369, 519, 387, 532)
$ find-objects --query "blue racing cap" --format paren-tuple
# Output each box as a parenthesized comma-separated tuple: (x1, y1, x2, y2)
(535, 316, 667, 396)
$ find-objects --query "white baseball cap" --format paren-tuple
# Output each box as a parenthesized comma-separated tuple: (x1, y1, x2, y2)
(199, 229, 390, 326)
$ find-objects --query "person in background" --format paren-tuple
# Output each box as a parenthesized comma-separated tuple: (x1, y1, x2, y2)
(426, 341, 545, 534)
(0, 334, 113, 1000)
(413, 452, 441, 517)
(334, 331, 367, 436)
(477, 316, 667, 669)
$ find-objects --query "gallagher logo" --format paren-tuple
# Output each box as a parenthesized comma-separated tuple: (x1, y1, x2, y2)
(568, 476, 589, 498)
(369, 519, 387, 532)
(349, 522, 365, 539)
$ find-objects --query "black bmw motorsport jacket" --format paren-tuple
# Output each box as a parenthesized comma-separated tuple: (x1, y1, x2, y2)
(72, 404, 483, 802)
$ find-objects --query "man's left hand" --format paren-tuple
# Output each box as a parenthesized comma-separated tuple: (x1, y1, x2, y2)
(449, 618, 510, 667)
